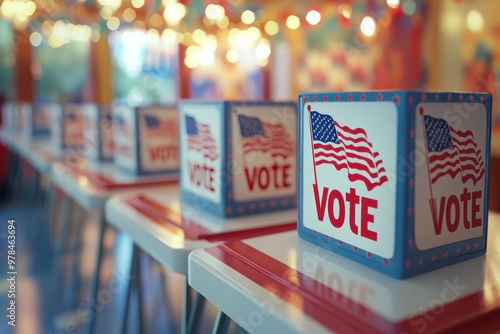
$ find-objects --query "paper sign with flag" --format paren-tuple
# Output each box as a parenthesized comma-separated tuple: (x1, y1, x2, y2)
(309, 110, 388, 191)
(423, 115, 485, 185)
(185, 115, 218, 161)
(237, 114, 294, 159)
(144, 114, 177, 138)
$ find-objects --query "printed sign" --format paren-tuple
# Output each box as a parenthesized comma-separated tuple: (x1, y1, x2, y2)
(62, 105, 85, 148)
(84, 105, 114, 161)
(302, 102, 398, 259)
(231, 106, 296, 201)
(138, 107, 178, 172)
(113, 105, 137, 171)
(180, 106, 221, 203)
(25, 103, 54, 137)
(415, 103, 486, 250)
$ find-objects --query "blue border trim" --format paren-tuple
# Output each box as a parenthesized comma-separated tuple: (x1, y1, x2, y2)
(297, 91, 492, 278)
(179, 101, 226, 216)
(223, 101, 298, 217)
(179, 100, 297, 217)
(297, 91, 406, 277)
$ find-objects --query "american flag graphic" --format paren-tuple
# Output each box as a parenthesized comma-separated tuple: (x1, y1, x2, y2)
(144, 115, 177, 138)
(185, 115, 218, 161)
(114, 116, 132, 136)
(310, 111, 388, 191)
(424, 115, 484, 185)
(237, 114, 294, 159)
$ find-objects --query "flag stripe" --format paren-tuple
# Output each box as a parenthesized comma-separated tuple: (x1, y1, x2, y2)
(238, 116, 294, 159)
(424, 115, 484, 185)
(310, 111, 388, 191)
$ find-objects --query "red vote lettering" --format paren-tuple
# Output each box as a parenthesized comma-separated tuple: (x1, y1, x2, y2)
(149, 145, 178, 162)
(312, 184, 378, 241)
(431, 188, 482, 235)
(188, 162, 215, 193)
(244, 163, 291, 191)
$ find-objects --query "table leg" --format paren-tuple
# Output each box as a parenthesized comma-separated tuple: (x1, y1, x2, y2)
(182, 279, 192, 334)
(87, 209, 107, 334)
(187, 292, 206, 334)
(67, 203, 85, 309)
(55, 195, 73, 256)
(212, 311, 229, 334)
(123, 244, 144, 334)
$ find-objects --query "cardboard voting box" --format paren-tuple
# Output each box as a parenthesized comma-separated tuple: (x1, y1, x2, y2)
(84, 105, 114, 162)
(112, 104, 179, 176)
(51, 103, 86, 151)
(298, 91, 491, 278)
(23, 103, 54, 138)
(2, 102, 29, 132)
(179, 101, 297, 217)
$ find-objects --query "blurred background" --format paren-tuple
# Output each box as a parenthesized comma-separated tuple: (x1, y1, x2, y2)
(3, 0, 500, 208)
(0, 0, 498, 107)
(1, 1, 500, 333)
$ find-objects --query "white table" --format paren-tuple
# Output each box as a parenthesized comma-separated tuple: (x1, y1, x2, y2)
(105, 187, 297, 333)
(189, 213, 500, 334)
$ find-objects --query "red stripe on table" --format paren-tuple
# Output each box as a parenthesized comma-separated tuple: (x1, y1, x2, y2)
(123, 195, 296, 242)
(60, 164, 177, 190)
(207, 241, 500, 334)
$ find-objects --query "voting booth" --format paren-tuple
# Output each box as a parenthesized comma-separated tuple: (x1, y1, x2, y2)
(23, 102, 55, 139)
(112, 104, 179, 176)
(179, 101, 297, 217)
(298, 91, 492, 278)
(2, 102, 29, 132)
(51, 103, 86, 151)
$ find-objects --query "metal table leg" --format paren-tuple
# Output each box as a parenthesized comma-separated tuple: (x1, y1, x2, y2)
(87, 209, 108, 334)
(123, 244, 143, 334)
(187, 292, 206, 334)
(212, 311, 229, 334)
(182, 279, 192, 334)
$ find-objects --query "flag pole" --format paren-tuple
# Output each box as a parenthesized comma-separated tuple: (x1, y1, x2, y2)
(307, 105, 319, 186)
(420, 108, 437, 223)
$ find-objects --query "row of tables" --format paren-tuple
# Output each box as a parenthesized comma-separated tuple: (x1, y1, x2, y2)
(2, 129, 500, 334)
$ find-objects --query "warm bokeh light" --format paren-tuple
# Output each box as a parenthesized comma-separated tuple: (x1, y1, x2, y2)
(226, 49, 239, 63)
(256, 57, 268, 67)
(100, 6, 113, 20)
(29, 32, 42, 47)
(205, 4, 225, 21)
(306, 10, 321, 26)
(192, 29, 206, 44)
(386, 0, 401, 9)
(161, 28, 177, 43)
(241, 10, 255, 25)
(264, 20, 279, 36)
(107, 16, 120, 31)
(467, 9, 484, 33)
(123, 8, 136, 22)
(131, 0, 144, 9)
(256, 42, 271, 59)
(247, 26, 261, 41)
(163, 2, 187, 26)
(360, 16, 376, 37)
(216, 16, 229, 29)
(338, 3, 352, 19)
(286, 15, 300, 30)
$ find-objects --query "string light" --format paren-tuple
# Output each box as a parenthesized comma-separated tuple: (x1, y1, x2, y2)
(123, 8, 136, 22)
(360, 16, 376, 37)
(306, 10, 321, 26)
(286, 15, 300, 30)
(241, 10, 255, 25)
(107, 16, 120, 31)
(264, 21, 279, 36)
(29, 31, 42, 47)
(226, 49, 239, 63)
(386, 0, 400, 9)
(131, 0, 144, 9)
